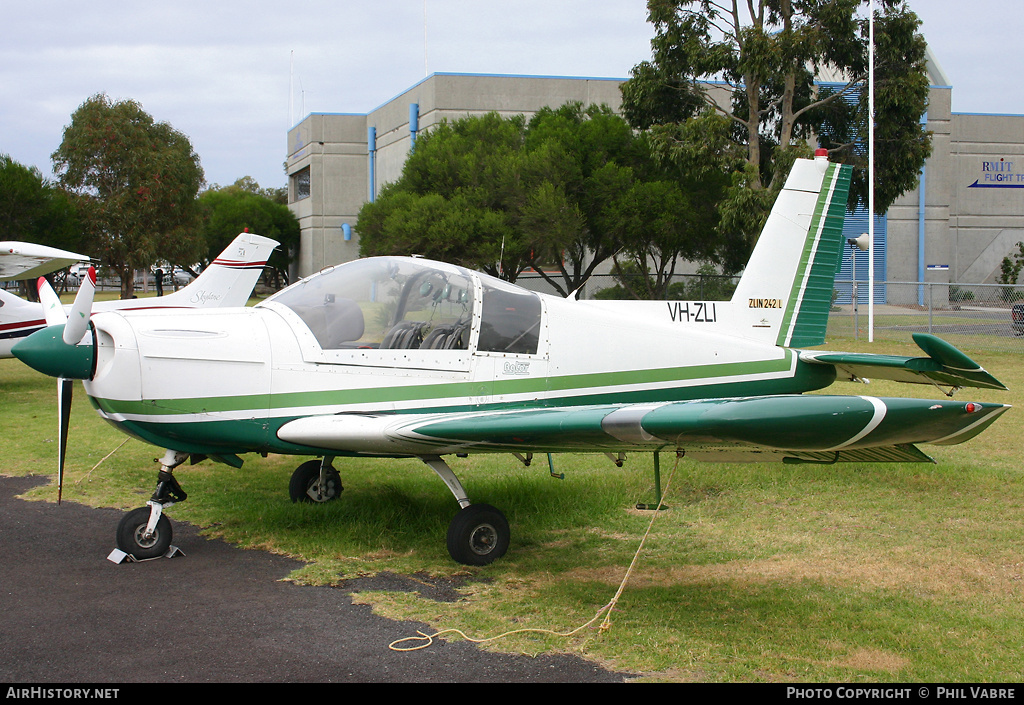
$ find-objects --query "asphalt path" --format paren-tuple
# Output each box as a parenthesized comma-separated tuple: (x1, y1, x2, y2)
(0, 475, 629, 684)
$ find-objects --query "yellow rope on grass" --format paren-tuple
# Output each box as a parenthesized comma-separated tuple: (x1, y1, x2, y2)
(389, 452, 682, 652)
(75, 438, 131, 486)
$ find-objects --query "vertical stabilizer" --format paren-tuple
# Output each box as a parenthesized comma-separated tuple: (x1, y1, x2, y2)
(159, 232, 279, 308)
(729, 153, 852, 347)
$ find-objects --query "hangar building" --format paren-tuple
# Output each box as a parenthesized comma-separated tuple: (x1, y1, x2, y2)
(285, 64, 1024, 295)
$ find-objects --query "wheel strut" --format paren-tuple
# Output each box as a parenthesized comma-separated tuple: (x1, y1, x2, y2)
(420, 455, 470, 508)
(144, 450, 190, 537)
(115, 450, 189, 560)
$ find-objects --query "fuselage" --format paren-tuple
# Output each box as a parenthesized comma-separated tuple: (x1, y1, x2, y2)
(0, 288, 46, 357)
(78, 257, 836, 458)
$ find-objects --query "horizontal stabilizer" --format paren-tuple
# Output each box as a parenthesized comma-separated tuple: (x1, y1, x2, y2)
(799, 333, 1007, 391)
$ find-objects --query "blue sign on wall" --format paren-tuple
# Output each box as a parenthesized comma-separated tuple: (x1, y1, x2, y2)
(969, 158, 1024, 188)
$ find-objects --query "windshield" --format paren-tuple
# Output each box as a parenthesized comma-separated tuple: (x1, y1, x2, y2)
(264, 258, 475, 350)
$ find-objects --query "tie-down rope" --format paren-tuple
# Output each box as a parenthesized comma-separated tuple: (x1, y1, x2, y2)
(388, 451, 682, 652)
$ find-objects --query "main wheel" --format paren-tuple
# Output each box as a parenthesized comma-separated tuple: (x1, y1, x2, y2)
(116, 507, 173, 560)
(289, 460, 343, 504)
(446, 504, 510, 566)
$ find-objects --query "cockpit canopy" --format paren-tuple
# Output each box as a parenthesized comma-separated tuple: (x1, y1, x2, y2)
(262, 257, 542, 356)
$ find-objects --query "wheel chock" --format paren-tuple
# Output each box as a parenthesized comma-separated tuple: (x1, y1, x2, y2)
(107, 545, 185, 564)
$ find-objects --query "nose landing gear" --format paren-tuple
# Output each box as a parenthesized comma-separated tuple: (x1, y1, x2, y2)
(115, 450, 189, 561)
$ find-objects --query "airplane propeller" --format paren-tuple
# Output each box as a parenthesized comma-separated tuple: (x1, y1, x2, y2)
(33, 267, 96, 504)
(63, 265, 96, 345)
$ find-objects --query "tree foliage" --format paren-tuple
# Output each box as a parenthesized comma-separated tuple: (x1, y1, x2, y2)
(358, 103, 726, 296)
(0, 154, 81, 252)
(198, 178, 301, 288)
(622, 0, 932, 265)
(51, 94, 206, 298)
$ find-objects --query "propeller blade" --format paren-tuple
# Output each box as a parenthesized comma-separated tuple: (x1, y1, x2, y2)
(37, 276, 67, 327)
(57, 377, 73, 504)
(63, 266, 96, 345)
(31, 275, 90, 504)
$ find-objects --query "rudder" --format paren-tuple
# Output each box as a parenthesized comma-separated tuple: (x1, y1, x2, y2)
(729, 153, 852, 347)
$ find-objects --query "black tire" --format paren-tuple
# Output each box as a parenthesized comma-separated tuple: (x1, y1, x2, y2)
(289, 460, 343, 504)
(116, 507, 172, 560)
(446, 504, 510, 566)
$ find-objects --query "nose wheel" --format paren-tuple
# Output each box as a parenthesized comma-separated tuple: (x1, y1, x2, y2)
(116, 507, 173, 560)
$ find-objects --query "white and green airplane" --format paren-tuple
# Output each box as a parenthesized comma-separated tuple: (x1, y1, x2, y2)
(13, 152, 1010, 566)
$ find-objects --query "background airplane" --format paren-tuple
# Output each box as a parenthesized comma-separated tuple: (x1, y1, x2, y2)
(1, 231, 279, 358)
(0, 241, 90, 282)
(13, 153, 1010, 566)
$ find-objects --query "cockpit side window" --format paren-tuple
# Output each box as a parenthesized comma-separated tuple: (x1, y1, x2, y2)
(478, 283, 542, 355)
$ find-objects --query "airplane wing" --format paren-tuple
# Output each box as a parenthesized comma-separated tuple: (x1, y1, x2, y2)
(0, 242, 90, 282)
(798, 333, 1007, 391)
(277, 394, 1010, 464)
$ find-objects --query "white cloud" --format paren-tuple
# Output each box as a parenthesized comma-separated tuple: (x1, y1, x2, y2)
(1, 1, 1019, 191)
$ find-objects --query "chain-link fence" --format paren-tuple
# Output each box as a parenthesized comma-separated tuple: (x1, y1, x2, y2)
(828, 280, 1024, 353)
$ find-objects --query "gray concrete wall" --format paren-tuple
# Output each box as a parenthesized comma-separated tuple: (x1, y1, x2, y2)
(949, 113, 1024, 283)
(285, 72, 1024, 286)
(287, 113, 368, 278)
(286, 74, 629, 277)
(885, 86, 953, 285)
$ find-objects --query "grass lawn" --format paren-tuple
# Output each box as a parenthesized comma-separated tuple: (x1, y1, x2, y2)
(2, 334, 1021, 682)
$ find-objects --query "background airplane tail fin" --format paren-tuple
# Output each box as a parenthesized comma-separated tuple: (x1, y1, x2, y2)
(729, 153, 853, 347)
(161, 232, 279, 308)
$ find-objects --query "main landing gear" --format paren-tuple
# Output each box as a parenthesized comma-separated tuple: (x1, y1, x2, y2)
(420, 455, 510, 566)
(288, 457, 344, 504)
(285, 454, 510, 566)
(115, 450, 189, 560)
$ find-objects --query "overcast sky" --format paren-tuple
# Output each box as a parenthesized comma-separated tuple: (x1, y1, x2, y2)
(1, 1, 1018, 191)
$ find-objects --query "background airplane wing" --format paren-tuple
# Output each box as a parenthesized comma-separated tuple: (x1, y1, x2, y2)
(0, 242, 90, 281)
(277, 394, 1010, 463)
(798, 333, 1007, 391)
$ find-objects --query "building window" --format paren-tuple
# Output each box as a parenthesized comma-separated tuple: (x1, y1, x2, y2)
(291, 167, 311, 202)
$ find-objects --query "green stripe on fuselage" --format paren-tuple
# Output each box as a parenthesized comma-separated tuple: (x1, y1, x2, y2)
(92, 352, 819, 418)
(88, 354, 837, 457)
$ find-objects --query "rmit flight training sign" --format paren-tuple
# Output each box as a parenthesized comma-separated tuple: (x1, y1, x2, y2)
(969, 158, 1024, 188)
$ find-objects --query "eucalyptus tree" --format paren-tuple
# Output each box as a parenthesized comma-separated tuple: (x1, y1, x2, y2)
(621, 0, 932, 261)
(0, 154, 81, 253)
(52, 94, 206, 298)
(198, 178, 300, 288)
